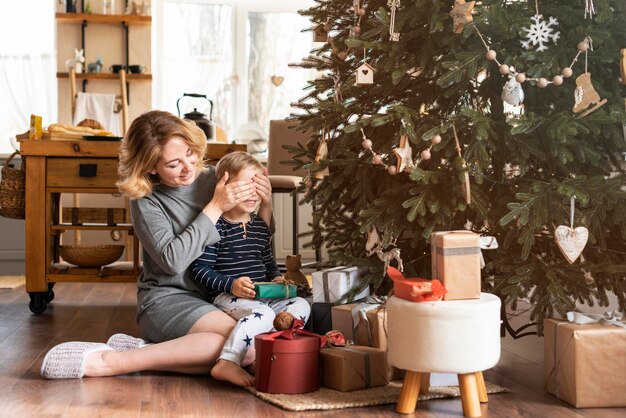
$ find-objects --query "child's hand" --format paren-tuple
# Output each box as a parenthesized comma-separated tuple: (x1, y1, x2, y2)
(232, 276, 256, 299)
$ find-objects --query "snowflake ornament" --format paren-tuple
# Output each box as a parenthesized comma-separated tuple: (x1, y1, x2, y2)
(521, 14, 560, 52)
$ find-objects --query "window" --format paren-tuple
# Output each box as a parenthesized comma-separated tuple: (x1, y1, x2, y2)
(154, 0, 315, 141)
(0, 0, 56, 156)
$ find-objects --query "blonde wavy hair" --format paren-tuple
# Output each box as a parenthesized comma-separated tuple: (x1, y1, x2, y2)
(117, 110, 207, 199)
(215, 151, 264, 182)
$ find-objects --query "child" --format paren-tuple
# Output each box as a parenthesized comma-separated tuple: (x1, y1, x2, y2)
(191, 151, 311, 387)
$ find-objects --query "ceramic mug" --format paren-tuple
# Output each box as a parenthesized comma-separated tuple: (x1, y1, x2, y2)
(109, 64, 126, 74)
(128, 65, 147, 74)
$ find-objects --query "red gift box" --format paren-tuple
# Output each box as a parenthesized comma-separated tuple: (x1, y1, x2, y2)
(387, 267, 446, 302)
(255, 323, 325, 394)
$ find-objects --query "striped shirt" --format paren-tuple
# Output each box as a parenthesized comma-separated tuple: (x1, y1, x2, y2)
(191, 214, 281, 302)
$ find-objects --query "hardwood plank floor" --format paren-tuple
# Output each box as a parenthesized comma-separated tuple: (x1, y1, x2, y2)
(0, 283, 624, 417)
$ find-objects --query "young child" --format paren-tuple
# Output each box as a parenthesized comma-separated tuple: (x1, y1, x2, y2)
(191, 151, 310, 387)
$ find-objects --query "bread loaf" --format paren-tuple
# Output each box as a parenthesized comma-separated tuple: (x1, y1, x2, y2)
(77, 118, 103, 129)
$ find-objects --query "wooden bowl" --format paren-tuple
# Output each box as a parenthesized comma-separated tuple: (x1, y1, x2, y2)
(59, 245, 124, 267)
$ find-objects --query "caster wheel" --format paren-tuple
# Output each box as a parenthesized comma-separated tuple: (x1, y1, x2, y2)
(45, 283, 55, 303)
(28, 292, 48, 314)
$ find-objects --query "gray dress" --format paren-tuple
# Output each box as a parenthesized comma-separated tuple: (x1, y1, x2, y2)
(130, 167, 222, 342)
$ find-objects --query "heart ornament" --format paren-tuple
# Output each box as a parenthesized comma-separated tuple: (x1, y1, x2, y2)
(271, 75, 284, 86)
(554, 225, 588, 264)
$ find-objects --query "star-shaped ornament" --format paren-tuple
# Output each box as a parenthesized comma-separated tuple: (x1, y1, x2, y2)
(449, 0, 475, 34)
(393, 135, 415, 173)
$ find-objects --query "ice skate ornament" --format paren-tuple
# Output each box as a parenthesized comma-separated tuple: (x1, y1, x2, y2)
(365, 226, 404, 272)
(388, 0, 400, 41)
(573, 72, 607, 118)
(554, 196, 588, 264)
(521, 14, 560, 52)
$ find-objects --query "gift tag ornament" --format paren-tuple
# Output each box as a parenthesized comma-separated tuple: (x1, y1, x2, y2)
(573, 72, 607, 118)
(449, 0, 475, 34)
(555, 196, 588, 264)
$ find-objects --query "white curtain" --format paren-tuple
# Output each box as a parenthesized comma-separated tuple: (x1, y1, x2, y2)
(0, 54, 57, 153)
(0, 0, 56, 155)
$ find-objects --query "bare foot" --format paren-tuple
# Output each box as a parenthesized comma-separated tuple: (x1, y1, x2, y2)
(211, 359, 255, 387)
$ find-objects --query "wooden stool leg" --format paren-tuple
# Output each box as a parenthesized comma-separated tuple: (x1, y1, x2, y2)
(419, 372, 430, 395)
(458, 373, 482, 418)
(396, 371, 422, 414)
(475, 371, 488, 403)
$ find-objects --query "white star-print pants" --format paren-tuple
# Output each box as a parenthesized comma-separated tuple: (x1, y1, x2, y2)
(213, 293, 311, 365)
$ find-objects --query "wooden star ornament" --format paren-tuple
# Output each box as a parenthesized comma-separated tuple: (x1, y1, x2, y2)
(393, 135, 415, 173)
(449, 0, 475, 34)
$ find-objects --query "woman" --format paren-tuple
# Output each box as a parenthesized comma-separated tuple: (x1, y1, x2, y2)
(40, 110, 273, 379)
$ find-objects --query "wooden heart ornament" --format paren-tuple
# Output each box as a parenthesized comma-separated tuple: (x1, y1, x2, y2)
(554, 225, 588, 264)
(271, 75, 284, 86)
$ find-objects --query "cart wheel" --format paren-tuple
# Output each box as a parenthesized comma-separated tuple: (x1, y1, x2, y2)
(45, 283, 55, 303)
(28, 293, 48, 314)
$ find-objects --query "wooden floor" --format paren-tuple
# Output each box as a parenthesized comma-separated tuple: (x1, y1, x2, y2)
(1, 282, 624, 418)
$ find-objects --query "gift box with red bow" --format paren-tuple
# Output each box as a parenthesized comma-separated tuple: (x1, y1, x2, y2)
(255, 319, 326, 394)
(387, 267, 447, 302)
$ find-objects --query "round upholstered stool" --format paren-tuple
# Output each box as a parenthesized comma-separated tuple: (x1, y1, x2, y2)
(387, 293, 501, 417)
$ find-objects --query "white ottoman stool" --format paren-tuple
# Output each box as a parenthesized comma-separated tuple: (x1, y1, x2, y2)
(387, 293, 501, 417)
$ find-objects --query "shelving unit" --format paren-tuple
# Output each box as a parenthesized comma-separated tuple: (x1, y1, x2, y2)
(55, 12, 152, 95)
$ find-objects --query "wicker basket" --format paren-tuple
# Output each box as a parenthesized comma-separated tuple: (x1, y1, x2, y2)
(59, 245, 124, 267)
(0, 151, 25, 219)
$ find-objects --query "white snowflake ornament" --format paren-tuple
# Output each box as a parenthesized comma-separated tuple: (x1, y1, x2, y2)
(521, 14, 560, 52)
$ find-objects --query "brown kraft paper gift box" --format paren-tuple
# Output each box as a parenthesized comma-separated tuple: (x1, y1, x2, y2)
(330, 302, 377, 345)
(365, 306, 405, 381)
(544, 318, 626, 408)
(320, 345, 389, 392)
(431, 231, 481, 300)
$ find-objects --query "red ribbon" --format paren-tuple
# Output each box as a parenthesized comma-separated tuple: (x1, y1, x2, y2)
(265, 319, 327, 348)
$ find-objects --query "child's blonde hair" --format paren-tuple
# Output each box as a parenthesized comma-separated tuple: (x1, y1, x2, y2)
(215, 151, 264, 182)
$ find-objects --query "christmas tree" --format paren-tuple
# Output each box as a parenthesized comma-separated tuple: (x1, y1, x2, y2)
(290, 0, 626, 331)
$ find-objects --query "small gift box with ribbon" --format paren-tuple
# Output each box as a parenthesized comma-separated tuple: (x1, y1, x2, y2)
(431, 231, 482, 300)
(330, 298, 383, 345)
(320, 345, 389, 392)
(544, 312, 626, 408)
(387, 267, 447, 302)
(255, 319, 326, 394)
(311, 266, 370, 303)
(364, 305, 405, 381)
(254, 281, 297, 299)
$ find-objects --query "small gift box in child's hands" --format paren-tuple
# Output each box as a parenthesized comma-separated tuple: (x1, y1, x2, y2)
(311, 266, 369, 303)
(254, 282, 296, 299)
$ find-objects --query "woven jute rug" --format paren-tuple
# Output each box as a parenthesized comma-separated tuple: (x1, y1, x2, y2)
(0, 275, 25, 289)
(245, 380, 508, 412)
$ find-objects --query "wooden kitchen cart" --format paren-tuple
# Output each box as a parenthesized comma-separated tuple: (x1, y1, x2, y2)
(20, 138, 245, 314)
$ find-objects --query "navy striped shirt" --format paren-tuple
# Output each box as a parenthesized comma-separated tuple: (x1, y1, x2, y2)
(191, 214, 281, 302)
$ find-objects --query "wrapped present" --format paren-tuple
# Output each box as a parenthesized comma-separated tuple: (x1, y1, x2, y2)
(431, 231, 481, 300)
(311, 302, 334, 335)
(544, 314, 626, 408)
(320, 345, 389, 391)
(387, 267, 446, 302)
(364, 306, 405, 381)
(311, 266, 370, 303)
(254, 282, 296, 299)
(330, 301, 381, 345)
(255, 320, 326, 394)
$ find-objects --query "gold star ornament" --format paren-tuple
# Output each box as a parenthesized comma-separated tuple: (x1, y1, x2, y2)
(449, 0, 475, 34)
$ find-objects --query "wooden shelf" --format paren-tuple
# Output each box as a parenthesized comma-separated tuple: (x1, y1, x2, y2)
(52, 224, 133, 231)
(57, 72, 152, 80)
(55, 13, 151, 25)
